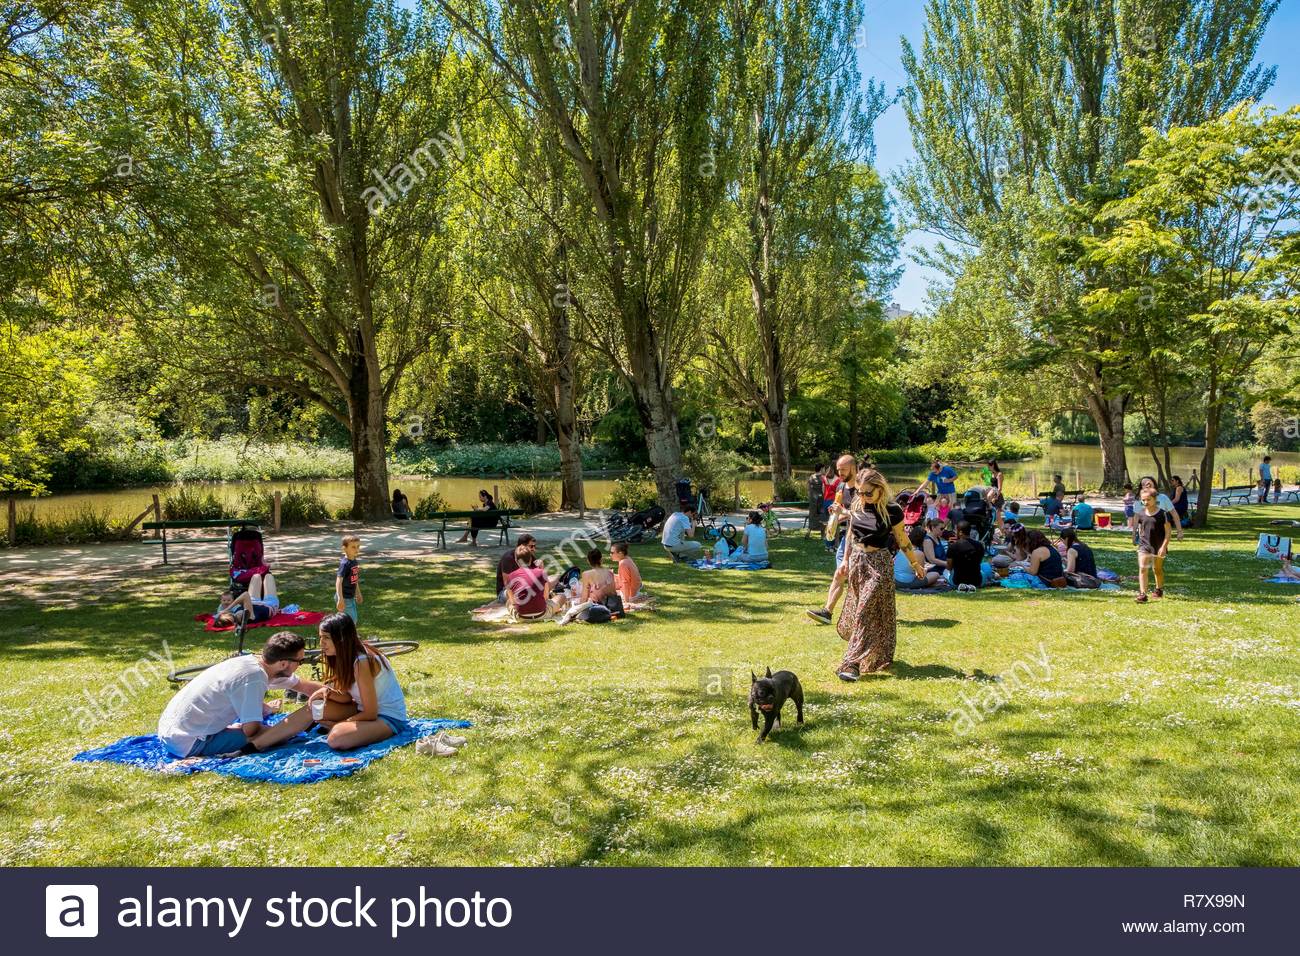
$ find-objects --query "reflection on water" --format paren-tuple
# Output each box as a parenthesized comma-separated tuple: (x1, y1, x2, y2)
(18, 443, 1296, 520)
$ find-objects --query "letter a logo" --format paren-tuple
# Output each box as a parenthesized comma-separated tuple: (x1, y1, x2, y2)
(45, 885, 99, 937)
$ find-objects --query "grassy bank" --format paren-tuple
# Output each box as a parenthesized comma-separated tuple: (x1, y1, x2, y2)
(1, 506, 1296, 865)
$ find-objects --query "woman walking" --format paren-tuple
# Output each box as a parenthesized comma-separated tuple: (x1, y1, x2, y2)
(836, 468, 926, 681)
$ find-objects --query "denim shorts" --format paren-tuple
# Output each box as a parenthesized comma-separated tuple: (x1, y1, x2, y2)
(835, 533, 847, 568)
(377, 714, 409, 735)
(344, 598, 358, 622)
(183, 727, 252, 758)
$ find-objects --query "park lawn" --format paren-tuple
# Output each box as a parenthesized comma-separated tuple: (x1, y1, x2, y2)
(1, 507, 1297, 866)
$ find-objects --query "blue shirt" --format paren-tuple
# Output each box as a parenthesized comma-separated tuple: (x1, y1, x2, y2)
(929, 466, 957, 496)
(1260, 462, 1272, 482)
(1071, 502, 1095, 529)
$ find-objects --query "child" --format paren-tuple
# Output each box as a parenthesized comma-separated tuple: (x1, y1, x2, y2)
(336, 534, 362, 622)
(924, 493, 939, 522)
(1274, 477, 1283, 504)
(1134, 487, 1171, 603)
(611, 541, 644, 603)
(937, 495, 951, 523)
(1122, 482, 1136, 531)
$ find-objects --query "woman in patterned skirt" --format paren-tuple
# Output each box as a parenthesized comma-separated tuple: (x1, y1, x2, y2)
(836, 468, 926, 681)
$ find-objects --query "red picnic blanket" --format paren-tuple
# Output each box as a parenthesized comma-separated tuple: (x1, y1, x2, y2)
(194, 610, 327, 633)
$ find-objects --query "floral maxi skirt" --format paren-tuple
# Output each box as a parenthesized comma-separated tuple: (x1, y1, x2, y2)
(836, 546, 897, 673)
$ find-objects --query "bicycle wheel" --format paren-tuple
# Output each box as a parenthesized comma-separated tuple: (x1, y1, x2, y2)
(167, 660, 224, 684)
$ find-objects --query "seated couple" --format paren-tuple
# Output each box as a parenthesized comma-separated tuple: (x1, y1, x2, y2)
(498, 537, 644, 622)
(893, 521, 988, 591)
(214, 572, 280, 627)
(710, 511, 769, 564)
(1046, 494, 1095, 531)
(157, 614, 410, 759)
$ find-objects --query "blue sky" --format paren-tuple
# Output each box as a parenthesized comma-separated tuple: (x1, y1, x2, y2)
(861, 0, 1300, 311)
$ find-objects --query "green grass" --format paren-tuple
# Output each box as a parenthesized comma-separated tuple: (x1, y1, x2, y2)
(1, 508, 1297, 866)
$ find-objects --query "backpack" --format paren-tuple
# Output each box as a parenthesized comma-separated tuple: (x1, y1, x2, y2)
(578, 603, 612, 624)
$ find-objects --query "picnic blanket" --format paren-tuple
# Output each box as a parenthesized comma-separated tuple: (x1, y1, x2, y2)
(72, 715, 471, 784)
(1263, 575, 1300, 585)
(195, 609, 326, 633)
(689, 558, 770, 571)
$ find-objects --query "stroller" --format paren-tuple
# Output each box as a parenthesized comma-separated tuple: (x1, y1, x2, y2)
(228, 527, 269, 597)
(952, 490, 995, 547)
(897, 490, 927, 531)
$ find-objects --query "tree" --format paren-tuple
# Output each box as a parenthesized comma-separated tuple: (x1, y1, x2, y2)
(702, 0, 891, 491)
(898, 0, 1278, 489)
(436, 0, 729, 511)
(1084, 105, 1300, 524)
(89, 0, 471, 517)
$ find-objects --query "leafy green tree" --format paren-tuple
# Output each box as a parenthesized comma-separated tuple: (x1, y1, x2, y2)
(436, 0, 729, 510)
(898, 0, 1278, 489)
(1083, 105, 1300, 524)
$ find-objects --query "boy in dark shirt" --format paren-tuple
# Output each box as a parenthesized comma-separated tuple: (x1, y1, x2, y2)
(946, 521, 985, 591)
(335, 534, 362, 622)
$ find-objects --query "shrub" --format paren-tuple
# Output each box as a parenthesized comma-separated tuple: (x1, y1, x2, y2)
(605, 467, 659, 511)
(163, 485, 226, 521)
(393, 442, 624, 477)
(681, 438, 751, 496)
(772, 476, 804, 503)
(8, 505, 138, 547)
(502, 478, 555, 514)
(169, 438, 354, 483)
(238, 484, 331, 526)
(411, 491, 451, 519)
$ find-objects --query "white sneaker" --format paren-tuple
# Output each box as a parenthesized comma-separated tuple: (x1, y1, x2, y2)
(415, 736, 457, 757)
(434, 731, 467, 749)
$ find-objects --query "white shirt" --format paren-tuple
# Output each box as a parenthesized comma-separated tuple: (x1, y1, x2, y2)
(661, 512, 692, 548)
(158, 656, 267, 757)
(348, 654, 408, 721)
(741, 524, 768, 560)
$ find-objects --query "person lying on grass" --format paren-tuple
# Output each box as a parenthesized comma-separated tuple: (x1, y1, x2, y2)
(157, 631, 307, 758)
(213, 572, 279, 627)
(241, 613, 409, 754)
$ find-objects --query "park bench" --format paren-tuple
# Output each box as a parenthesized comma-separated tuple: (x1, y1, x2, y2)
(1210, 486, 1257, 506)
(141, 518, 260, 565)
(424, 509, 525, 549)
(1020, 491, 1084, 518)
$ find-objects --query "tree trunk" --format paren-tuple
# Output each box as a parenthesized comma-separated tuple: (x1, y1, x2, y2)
(1193, 377, 1222, 529)
(638, 389, 683, 513)
(1087, 392, 1129, 491)
(348, 356, 390, 520)
(765, 402, 792, 495)
(553, 304, 585, 511)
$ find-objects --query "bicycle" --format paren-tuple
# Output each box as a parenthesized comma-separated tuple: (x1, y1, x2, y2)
(167, 620, 419, 685)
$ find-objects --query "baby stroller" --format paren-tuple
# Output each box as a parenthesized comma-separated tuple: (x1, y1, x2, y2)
(628, 504, 666, 534)
(600, 511, 643, 544)
(953, 490, 995, 547)
(228, 527, 269, 597)
(897, 490, 927, 531)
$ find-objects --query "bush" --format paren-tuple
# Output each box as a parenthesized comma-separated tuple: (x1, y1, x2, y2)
(772, 477, 804, 503)
(163, 485, 226, 521)
(393, 442, 624, 477)
(238, 483, 331, 526)
(411, 491, 451, 519)
(867, 435, 1045, 465)
(169, 438, 354, 483)
(681, 438, 751, 496)
(8, 504, 138, 547)
(502, 478, 555, 514)
(605, 466, 659, 511)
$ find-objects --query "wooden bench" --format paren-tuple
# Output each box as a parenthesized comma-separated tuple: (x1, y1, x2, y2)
(141, 518, 260, 565)
(424, 509, 525, 549)
(1019, 491, 1083, 518)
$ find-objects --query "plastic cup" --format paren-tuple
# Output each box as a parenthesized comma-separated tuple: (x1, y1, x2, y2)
(310, 698, 325, 721)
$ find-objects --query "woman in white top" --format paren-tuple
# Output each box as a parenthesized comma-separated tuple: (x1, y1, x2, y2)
(739, 510, 769, 562)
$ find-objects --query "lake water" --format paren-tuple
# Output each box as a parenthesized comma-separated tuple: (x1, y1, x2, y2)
(15, 443, 1296, 521)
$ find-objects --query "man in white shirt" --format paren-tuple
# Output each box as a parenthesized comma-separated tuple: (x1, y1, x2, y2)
(157, 632, 307, 758)
(661, 505, 703, 559)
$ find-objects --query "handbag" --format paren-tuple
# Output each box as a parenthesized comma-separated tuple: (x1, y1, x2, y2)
(1256, 534, 1291, 560)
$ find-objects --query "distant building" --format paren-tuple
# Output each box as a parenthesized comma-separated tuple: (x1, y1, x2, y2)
(884, 302, 913, 321)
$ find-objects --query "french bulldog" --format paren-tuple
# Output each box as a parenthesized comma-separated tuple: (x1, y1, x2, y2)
(749, 667, 804, 743)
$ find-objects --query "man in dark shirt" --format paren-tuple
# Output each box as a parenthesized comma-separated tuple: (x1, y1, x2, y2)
(495, 534, 537, 600)
(946, 521, 986, 590)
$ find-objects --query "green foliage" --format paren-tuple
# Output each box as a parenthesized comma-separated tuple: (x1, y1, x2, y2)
(170, 439, 354, 483)
(8, 505, 138, 547)
(162, 486, 226, 521)
(681, 438, 750, 496)
(605, 467, 660, 511)
(772, 477, 804, 503)
(395, 443, 622, 477)
(1252, 405, 1300, 452)
(502, 478, 556, 514)
(411, 491, 452, 520)
(237, 484, 331, 527)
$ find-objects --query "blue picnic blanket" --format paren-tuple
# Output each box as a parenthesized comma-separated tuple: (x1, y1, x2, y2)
(72, 716, 471, 784)
(1264, 575, 1300, 585)
(690, 557, 770, 571)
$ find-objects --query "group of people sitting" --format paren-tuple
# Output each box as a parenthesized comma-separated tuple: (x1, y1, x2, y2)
(659, 505, 769, 565)
(486, 533, 647, 624)
(157, 613, 463, 760)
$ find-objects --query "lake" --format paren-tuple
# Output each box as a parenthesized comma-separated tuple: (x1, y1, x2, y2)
(14, 443, 1296, 521)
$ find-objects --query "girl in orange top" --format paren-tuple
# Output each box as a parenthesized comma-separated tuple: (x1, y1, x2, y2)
(611, 542, 644, 602)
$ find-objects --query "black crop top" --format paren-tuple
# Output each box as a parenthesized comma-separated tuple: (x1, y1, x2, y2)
(848, 502, 905, 548)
